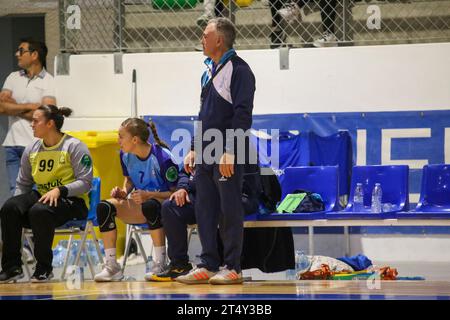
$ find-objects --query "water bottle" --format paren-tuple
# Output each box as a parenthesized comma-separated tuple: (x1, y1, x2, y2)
(353, 183, 364, 212)
(69, 240, 87, 266)
(285, 269, 296, 280)
(295, 250, 310, 274)
(86, 240, 98, 266)
(52, 244, 66, 268)
(60, 240, 69, 249)
(371, 183, 382, 213)
(99, 240, 105, 256)
(145, 256, 154, 274)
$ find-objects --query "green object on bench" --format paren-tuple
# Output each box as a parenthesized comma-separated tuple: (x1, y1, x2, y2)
(152, 0, 198, 10)
(276, 193, 307, 213)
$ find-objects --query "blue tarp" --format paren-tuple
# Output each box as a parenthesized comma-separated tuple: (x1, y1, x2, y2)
(337, 254, 373, 271)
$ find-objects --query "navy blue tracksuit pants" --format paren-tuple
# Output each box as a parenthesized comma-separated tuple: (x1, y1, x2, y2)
(161, 194, 196, 267)
(195, 163, 244, 273)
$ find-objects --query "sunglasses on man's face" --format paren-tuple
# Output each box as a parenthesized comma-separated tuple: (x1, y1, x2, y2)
(16, 47, 34, 56)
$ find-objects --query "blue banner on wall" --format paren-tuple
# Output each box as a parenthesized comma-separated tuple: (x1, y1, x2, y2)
(144, 109, 449, 209)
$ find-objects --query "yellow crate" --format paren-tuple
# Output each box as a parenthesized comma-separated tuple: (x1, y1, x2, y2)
(53, 130, 126, 257)
(223, 0, 254, 7)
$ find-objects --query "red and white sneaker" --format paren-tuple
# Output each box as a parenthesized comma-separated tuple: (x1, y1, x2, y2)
(175, 267, 216, 285)
(209, 267, 243, 285)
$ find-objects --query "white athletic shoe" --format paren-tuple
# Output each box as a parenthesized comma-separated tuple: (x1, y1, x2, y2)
(94, 260, 124, 282)
(175, 267, 217, 284)
(209, 266, 243, 285)
(313, 32, 338, 47)
(277, 2, 304, 24)
(144, 260, 169, 281)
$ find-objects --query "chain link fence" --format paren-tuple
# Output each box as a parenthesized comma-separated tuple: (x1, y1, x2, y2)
(59, 0, 450, 52)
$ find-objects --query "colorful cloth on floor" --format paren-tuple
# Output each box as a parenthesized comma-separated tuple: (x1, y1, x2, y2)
(299, 265, 399, 281)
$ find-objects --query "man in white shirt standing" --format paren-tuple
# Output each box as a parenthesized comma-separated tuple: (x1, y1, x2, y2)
(0, 38, 56, 194)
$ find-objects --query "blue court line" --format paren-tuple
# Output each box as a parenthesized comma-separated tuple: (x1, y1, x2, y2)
(2, 293, 450, 300)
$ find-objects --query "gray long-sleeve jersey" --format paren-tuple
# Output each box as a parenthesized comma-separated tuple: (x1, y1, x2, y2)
(15, 134, 93, 204)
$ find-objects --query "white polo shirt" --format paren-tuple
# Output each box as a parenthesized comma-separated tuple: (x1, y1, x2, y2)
(1, 68, 55, 147)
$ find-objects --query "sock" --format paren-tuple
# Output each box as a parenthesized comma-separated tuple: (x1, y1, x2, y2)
(153, 246, 166, 264)
(105, 248, 117, 264)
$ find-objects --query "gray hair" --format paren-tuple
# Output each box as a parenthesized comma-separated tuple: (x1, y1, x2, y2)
(208, 17, 236, 50)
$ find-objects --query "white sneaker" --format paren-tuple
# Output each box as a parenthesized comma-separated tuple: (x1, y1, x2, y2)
(209, 266, 243, 285)
(94, 260, 124, 282)
(175, 267, 217, 285)
(144, 261, 168, 281)
(277, 3, 304, 24)
(313, 32, 338, 47)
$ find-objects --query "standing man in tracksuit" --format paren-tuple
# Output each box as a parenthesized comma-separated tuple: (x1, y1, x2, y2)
(149, 164, 261, 282)
(178, 17, 256, 285)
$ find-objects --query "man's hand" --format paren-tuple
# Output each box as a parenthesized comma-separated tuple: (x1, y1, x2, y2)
(39, 188, 61, 207)
(184, 150, 196, 175)
(169, 189, 191, 207)
(0, 91, 12, 102)
(0, 95, 16, 104)
(219, 152, 235, 178)
(130, 190, 148, 205)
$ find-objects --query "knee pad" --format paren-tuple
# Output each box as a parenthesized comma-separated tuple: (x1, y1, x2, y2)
(141, 199, 162, 230)
(97, 200, 117, 232)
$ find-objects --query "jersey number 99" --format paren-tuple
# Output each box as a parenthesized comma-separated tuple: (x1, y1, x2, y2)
(39, 159, 54, 172)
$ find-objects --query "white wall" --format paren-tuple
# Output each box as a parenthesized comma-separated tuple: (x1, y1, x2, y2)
(56, 42, 450, 131)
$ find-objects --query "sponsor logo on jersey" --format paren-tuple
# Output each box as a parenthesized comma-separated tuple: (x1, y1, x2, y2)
(80, 154, 92, 168)
(165, 166, 178, 182)
(37, 179, 63, 191)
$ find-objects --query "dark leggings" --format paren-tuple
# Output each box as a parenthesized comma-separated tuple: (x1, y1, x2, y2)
(0, 191, 88, 272)
(269, 0, 285, 29)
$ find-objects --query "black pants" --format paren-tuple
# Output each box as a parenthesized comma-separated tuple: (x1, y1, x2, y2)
(319, 0, 337, 34)
(161, 194, 197, 267)
(269, 0, 285, 29)
(0, 191, 88, 272)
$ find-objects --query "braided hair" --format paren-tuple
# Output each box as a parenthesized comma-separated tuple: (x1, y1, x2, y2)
(148, 120, 169, 149)
(121, 118, 169, 148)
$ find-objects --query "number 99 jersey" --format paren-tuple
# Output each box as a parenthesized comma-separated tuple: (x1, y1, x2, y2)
(15, 134, 94, 205)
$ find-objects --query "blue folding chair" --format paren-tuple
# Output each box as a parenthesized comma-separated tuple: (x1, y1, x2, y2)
(257, 166, 339, 221)
(397, 164, 450, 219)
(327, 165, 409, 219)
(22, 177, 104, 281)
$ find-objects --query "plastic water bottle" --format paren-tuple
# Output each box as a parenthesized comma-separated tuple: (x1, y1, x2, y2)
(145, 256, 154, 274)
(295, 250, 310, 274)
(69, 240, 87, 267)
(86, 240, 98, 266)
(353, 183, 364, 212)
(285, 269, 296, 280)
(371, 183, 382, 213)
(52, 244, 67, 268)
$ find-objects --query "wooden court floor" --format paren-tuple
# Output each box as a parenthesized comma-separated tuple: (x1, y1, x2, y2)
(1, 280, 450, 300)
